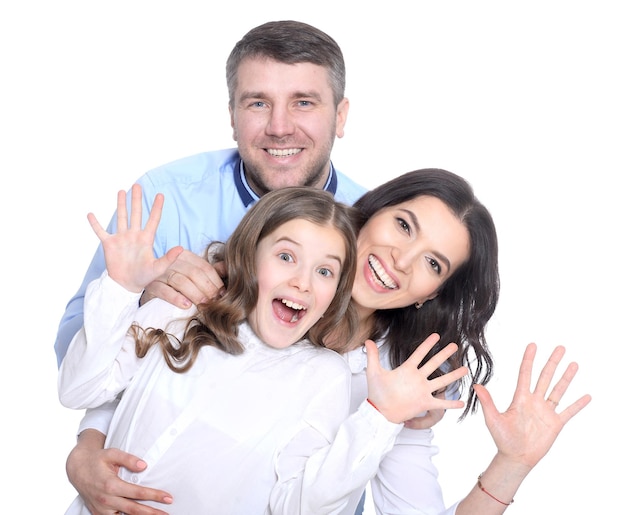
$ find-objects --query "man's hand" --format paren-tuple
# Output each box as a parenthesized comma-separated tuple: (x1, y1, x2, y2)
(140, 249, 226, 308)
(66, 429, 173, 515)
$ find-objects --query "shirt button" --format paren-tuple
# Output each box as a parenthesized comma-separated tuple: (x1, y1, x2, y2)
(130, 474, 139, 483)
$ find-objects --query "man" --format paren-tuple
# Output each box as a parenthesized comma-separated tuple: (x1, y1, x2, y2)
(58, 20, 367, 514)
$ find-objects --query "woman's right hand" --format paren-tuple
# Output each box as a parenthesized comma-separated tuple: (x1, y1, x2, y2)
(66, 429, 173, 515)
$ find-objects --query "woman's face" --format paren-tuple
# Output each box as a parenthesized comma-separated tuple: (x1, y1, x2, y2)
(352, 195, 470, 315)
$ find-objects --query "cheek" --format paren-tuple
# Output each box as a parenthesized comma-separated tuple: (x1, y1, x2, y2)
(409, 276, 441, 300)
(318, 282, 340, 310)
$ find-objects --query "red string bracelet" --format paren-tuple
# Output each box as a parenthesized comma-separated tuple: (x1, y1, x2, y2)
(366, 398, 380, 412)
(477, 473, 514, 506)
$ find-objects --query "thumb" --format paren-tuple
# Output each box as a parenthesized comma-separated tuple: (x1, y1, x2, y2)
(364, 339, 381, 376)
(164, 245, 184, 265)
(473, 384, 497, 421)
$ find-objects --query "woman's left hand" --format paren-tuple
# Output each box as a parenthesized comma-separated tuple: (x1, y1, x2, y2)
(475, 343, 592, 469)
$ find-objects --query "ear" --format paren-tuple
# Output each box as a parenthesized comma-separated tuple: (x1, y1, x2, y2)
(229, 105, 237, 141)
(426, 291, 439, 302)
(335, 97, 349, 139)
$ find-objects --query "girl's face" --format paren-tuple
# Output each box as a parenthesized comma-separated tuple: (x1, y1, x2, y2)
(248, 218, 346, 349)
(352, 195, 470, 315)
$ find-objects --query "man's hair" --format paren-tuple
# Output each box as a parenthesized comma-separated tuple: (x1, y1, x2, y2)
(226, 20, 346, 107)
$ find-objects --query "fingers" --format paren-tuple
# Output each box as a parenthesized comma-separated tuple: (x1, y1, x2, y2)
(429, 365, 468, 393)
(117, 189, 129, 232)
(143, 192, 165, 236)
(403, 409, 446, 430)
(87, 212, 108, 242)
(142, 279, 193, 310)
(534, 345, 566, 397)
(402, 333, 442, 369)
(559, 393, 592, 425)
(473, 383, 496, 419)
(364, 339, 381, 374)
(130, 183, 144, 229)
(512, 342, 537, 401)
(164, 250, 226, 304)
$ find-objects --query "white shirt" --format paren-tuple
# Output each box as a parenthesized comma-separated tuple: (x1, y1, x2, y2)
(60, 273, 460, 514)
(59, 273, 356, 514)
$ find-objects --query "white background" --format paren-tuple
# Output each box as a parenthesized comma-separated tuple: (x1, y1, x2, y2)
(1, 1, 623, 513)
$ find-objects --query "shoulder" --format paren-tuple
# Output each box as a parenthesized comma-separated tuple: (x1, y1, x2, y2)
(137, 148, 240, 191)
(136, 298, 198, 334)
(332, 165, 368, 205)
(298, 342, 351, 375)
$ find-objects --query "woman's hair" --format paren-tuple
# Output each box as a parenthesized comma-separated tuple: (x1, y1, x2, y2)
(226, 20, 346, 108)
(133, 187, 359, 372)
(353, 168, 500, 418)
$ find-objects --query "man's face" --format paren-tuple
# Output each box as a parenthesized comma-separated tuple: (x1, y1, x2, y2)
(229, 57, 349, 196)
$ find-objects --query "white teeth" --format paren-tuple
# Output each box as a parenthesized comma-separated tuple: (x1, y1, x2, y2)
(282, 299, 305, 310)
(267, 148, 302, 157)
(368, 256, 398, 289)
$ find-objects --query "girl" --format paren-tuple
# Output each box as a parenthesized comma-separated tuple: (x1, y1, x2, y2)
(59, 184, 463, 514)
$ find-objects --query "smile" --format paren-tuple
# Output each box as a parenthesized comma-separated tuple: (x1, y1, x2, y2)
(266, 148, 302, 157)
(368, 255, 398, 289)
(275, 298, 307, 323)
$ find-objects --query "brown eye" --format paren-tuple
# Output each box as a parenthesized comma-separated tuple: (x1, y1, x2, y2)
(396, 217, 411, 234)
(427, 257, 442, 274)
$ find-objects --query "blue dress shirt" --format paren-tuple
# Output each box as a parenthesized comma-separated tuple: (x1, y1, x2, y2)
(54, 148, 367, 365)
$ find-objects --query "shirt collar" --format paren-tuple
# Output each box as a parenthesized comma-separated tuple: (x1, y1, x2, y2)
(234, 159, 338, 207)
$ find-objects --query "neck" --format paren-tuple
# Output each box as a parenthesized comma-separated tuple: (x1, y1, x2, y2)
(345, 304, 376, 351)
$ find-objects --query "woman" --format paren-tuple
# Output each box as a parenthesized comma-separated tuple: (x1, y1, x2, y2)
(64, 169, 590, 514)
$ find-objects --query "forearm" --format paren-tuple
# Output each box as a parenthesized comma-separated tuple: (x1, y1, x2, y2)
(275, 400, 402, 514)
(58, 273, 143, 408)
(455, 454, 531, 515)
(370, 426, 448, 514)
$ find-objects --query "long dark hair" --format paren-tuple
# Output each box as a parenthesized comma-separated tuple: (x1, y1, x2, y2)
(354, 169, 499, 418)
(134, 187, 359, 372)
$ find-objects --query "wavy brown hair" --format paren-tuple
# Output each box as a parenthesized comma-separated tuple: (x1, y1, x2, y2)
(132, 187, 359, 373)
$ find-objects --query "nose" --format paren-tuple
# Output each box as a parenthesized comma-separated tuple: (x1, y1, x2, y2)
(288, 270, 312, 292)
(266, 104, 296, 138)
(391, 245, 418, 274)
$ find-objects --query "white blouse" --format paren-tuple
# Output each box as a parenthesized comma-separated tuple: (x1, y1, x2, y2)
(60, 272, 460, 514)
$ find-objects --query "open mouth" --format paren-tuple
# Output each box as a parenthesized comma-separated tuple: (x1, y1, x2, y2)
(266, 148, 303, 158)
(273, 298, 307, 323)
(368, 255, 398, 289)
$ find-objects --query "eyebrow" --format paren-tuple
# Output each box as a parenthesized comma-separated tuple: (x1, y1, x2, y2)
(238, 90, 324, 103)
(399, 208, 452, 272)
(276, 236, 344, 266)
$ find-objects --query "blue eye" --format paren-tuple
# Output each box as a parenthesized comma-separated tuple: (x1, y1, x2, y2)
(278, 252, 294, 263)
(317, 267, 333, 278)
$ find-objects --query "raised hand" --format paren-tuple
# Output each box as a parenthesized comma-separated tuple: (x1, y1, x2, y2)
(474, 343, 592, 470)
(87, 184, 183, 293)
(364, 333, 468, 424)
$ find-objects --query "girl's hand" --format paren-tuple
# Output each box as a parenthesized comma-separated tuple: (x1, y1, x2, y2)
(88, 183, 183, 293)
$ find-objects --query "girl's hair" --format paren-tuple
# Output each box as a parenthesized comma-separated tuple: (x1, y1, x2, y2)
(353, 169, 500, 419)
(133, 187, 359, 372)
